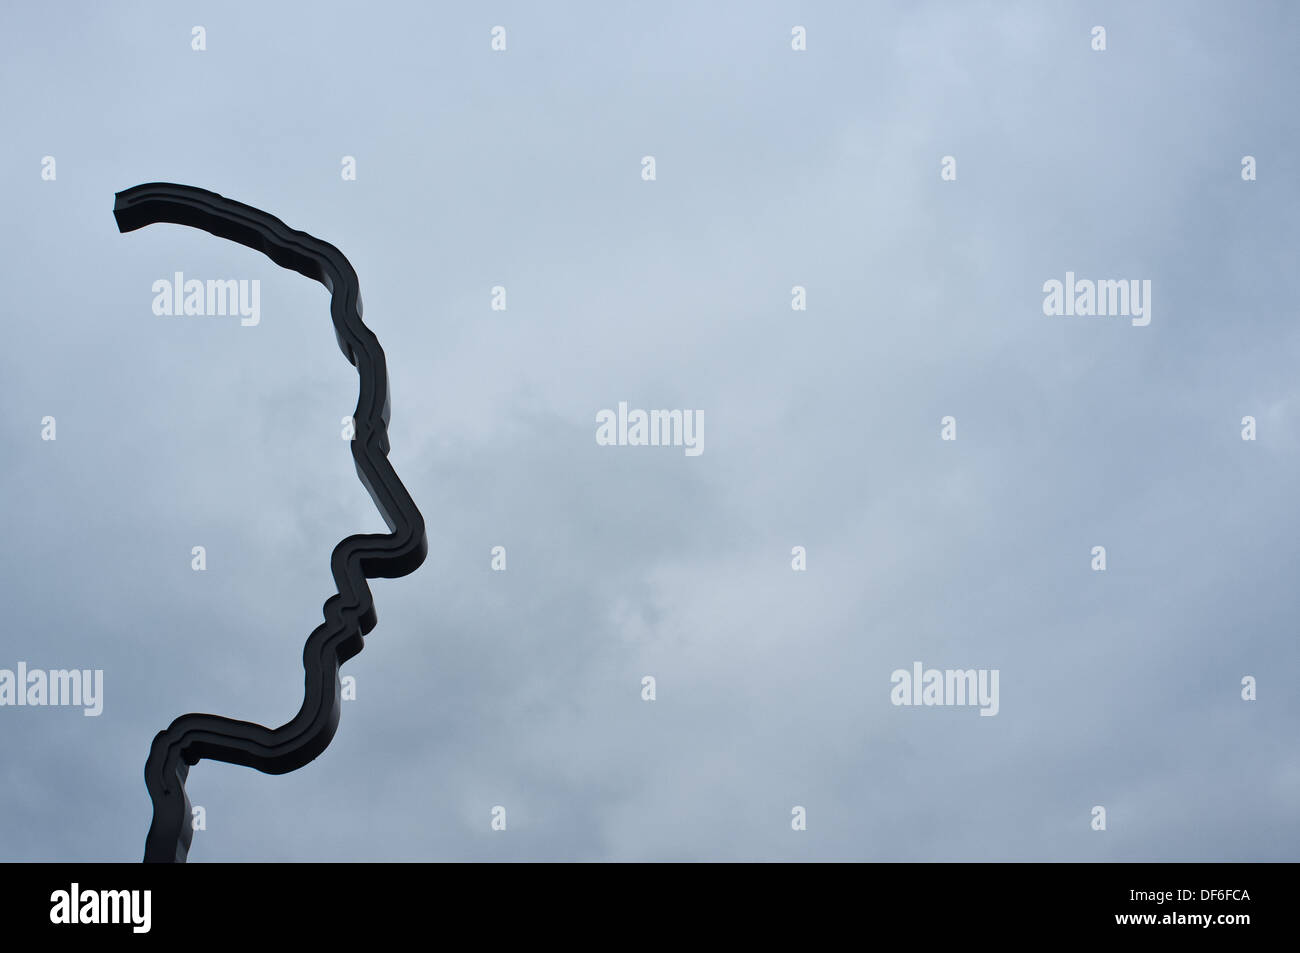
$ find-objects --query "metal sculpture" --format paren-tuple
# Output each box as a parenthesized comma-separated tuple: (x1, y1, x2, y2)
(114, 183, 428, 862)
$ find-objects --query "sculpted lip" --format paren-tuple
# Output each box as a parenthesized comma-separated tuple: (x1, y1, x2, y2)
(113, 183, 428, 863)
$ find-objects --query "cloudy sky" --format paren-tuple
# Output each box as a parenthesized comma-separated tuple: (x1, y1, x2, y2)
(0, 0, 1296, 861)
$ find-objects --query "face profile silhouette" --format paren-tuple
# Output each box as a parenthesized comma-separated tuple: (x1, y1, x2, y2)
(113, 183, 428, 863)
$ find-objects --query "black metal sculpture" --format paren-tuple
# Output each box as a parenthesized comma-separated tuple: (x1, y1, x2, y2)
(114, 184, 428, 863)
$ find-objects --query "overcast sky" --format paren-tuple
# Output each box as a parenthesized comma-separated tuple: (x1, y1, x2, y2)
(0, 0, 1296, 861)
